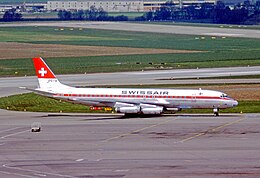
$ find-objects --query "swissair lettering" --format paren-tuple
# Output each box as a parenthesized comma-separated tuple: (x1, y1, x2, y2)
(21, 57, 238, 116)
(122, 90, 169, 95)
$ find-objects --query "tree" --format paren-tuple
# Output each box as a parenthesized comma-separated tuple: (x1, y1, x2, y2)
(216, 1, 225, 9)
(186, 6, 196, 20)
(256, 1, 260, 10)
(84, 10, 91, 20)
(97, 7, 108, 20)
(77, 10, 85, 20)
(211, 1, 227, 23)
(135, 16, 146, 21)
(114, 15, 128, 21)
(71, 10, 84, 20)
(3, 11, 13, 21)
(3, 8, 22, 21)
(89, 6, 98, 20)
(63, 10, 72, 20)
(145, 11, 154, 20)
(154, 6, 172, 20)
(57, 10, 72, 20)
(57, 10, 63, 19)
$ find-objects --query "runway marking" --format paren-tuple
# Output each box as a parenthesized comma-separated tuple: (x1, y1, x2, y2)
(203, 33, 243, 37)
(184, 160, 193, 163)
(0, 170, 36, 178)
(114, 169, 129, 172)
(75, 159, 84, 162)
(3, 164, 77, 178)
(0, 127, 22, 133)
(1, 129, 30, 139)
(179, 117, 246, 143)
(102, 118, 178, 142)
(34, 173, 47, 177)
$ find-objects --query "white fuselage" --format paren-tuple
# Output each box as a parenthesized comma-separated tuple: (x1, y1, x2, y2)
(39, 85, 238, 113)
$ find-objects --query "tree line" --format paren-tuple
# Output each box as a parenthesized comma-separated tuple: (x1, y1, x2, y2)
(137, 0, 260, 24)
(57, 0, 259, 24)
(1, 0, 259, 24)
(2, 8, 22, 21)
(58, 6, 128, 21)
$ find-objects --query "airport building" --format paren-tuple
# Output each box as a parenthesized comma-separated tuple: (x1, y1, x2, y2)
(0, 5, 13, 12)
(144, 0, 215, 10)
(47, 0, 144, 12)
(0, 3, 47, 13)
(47, 0, 216, 12)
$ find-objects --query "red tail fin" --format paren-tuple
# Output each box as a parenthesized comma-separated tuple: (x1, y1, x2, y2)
(33, 57, 56, 79)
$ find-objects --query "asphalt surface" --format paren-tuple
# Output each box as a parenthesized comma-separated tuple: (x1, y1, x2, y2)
(1, 66, 260, 97)
(0, 110, 260, 178)
(0, 21, 260, 177)
(1, 21, 260, 39)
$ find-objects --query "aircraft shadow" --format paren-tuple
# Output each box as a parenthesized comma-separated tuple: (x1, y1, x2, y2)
(38, 113, 240, 121)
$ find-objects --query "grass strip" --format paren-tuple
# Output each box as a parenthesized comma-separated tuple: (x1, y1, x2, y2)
(1, 56, 260, 77)
(158, 74, 260, 80)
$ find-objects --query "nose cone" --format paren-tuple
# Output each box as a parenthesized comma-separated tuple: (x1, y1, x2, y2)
(233, 100, 238, 107)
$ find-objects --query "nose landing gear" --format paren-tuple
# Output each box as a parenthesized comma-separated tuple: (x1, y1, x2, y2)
(213, 108, 219, 116)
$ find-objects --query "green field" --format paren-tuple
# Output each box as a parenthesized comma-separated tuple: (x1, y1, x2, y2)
(159, 74, 260, 80)
(0, 93, 259, 113)
(136, 21, 260, 30)
(1, 26, 259, 50)
(0, 26, 259, 76)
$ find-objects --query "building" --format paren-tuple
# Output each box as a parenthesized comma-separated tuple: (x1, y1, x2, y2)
(144, 0, 216, 11)
(0, 3, 47, 13)
(0, 5, 15, 13)
(47, 0, 217, 12)
(25, 3, 47, 12)
(47, 0, 144, 12)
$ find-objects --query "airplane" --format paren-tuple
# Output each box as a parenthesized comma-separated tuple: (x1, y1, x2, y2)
(21, 57, 238, 116)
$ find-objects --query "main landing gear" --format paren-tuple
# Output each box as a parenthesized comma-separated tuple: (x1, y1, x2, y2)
(213, 108, 219, 117)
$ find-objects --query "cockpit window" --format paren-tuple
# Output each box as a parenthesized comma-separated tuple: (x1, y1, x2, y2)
(220, 94, 228, 98)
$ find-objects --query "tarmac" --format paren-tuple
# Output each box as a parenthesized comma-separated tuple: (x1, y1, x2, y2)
(0, 110, 260, 177)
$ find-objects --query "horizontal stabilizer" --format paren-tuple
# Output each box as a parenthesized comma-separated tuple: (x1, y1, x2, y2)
(19, 87, 55, 97)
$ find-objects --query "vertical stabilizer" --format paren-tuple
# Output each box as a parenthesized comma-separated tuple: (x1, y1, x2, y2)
(33, 57, 63, 89)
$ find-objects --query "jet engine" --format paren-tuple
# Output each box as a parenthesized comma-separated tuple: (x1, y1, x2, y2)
(141, 107, 163, 114)
(115, 106, 140, 114)
(115, 106, 164, 115)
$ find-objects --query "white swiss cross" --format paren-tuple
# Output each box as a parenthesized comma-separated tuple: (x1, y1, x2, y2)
(38, 67, 47, 77)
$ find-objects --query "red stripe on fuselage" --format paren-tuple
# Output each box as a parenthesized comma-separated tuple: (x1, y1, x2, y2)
(54, 94, 232, 100)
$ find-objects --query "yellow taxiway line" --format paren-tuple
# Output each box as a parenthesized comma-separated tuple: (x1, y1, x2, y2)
(102, 118, 179, 143)
(179, 117, 246, 143)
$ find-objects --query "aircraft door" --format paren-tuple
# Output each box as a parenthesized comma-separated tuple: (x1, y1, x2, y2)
(192, 93, 196, 102)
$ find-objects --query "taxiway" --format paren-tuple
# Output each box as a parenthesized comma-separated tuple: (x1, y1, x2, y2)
(0, 66, 260, 97)
(0, 110, 259, 177)
(0, 21, 260, 39)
